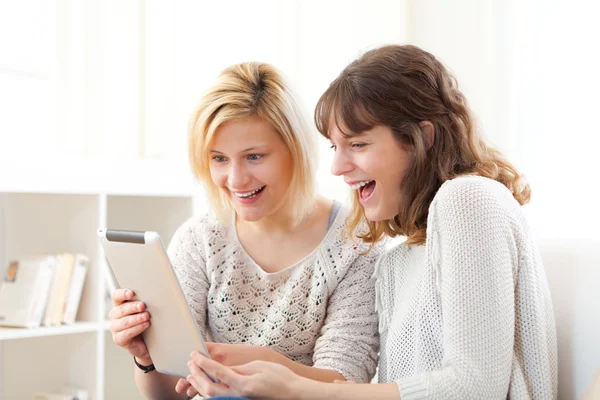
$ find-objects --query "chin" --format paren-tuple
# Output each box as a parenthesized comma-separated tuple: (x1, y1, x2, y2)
(364, 208, 385, 222)
(237, 212, 264, 222)
(364, 205, 397, 223)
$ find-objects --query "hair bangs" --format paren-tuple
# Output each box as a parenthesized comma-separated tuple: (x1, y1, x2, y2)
(315, 76, 379, 140)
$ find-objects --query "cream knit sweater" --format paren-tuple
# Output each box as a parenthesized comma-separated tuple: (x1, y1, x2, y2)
(167, 205, 381, 383)
(375, 176, 557, 399)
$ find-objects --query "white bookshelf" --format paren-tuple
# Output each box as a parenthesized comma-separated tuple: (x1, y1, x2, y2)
(0, 160, 201, 400)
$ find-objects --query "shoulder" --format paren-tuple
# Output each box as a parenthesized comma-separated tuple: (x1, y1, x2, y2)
(169, 212, 231, 258)
(428, 176, 531, 255)
(379, 240, 411, 265)
(172, 212, 221, 240)
(321, 203, 384, 280)
(432, 175, 521, 219)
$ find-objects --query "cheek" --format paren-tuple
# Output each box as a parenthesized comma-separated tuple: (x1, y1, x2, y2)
(209, 166, 226, 186)
(265, 156, 294, 187)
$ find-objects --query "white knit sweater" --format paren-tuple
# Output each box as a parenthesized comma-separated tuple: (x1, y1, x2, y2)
(375, 176, 557, 399)
(167, 205, 381, 383)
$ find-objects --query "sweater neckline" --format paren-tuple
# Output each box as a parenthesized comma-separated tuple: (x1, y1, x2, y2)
(230, 202, 346, 276)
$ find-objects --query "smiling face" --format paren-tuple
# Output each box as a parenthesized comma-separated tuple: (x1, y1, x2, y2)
(209, 116, 294, 222)
(329, 123, 414, 222)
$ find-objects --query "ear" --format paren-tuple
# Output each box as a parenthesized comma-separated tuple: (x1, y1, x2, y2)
(418, 121, 435, 150)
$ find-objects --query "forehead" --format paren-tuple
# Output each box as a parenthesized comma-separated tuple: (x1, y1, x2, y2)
(325, 105, 377, 141)
(212, 116, 281, 149)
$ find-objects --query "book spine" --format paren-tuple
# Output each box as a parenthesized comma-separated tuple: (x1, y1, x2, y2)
(62, 254, 89, 324)
(43, 254, 62, 326)
(30, 257, 55, 328)
(52, 253, 75, 325)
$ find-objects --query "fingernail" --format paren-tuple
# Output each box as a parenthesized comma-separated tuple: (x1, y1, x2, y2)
(126, 290, 132, 297)
(190, 351, 196, 358)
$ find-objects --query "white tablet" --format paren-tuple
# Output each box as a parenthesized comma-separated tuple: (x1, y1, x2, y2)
(98, 229, 212, 378)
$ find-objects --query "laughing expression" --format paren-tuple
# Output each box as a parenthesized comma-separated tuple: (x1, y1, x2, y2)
(209, 116, 294, 222)
(329, 124, 414, 222)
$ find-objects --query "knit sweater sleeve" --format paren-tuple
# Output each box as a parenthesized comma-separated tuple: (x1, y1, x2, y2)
(312, 243, 382, 383)
(166, 217, 210, 339)
(396, 178, 518, 399)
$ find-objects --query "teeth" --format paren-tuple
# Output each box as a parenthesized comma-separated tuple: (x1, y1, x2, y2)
(350, 180, 373, 190)
(234, 187, 264, 198)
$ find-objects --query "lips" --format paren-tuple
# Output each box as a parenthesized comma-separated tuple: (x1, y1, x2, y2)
(233, 185, 266, 199)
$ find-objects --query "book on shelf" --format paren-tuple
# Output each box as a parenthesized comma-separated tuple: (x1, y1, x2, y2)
(0, 252, 89, 329)
(34, 387, 89, 400)
(0, 255, 55, 328)
(62, 254, 89, 324)
(43, 253, 74, 326)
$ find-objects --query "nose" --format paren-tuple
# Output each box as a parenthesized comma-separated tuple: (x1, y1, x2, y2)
(228, 160, 250, 188)
(330, 148, 354, 176)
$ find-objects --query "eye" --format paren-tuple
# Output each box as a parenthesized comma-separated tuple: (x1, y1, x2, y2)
(247, 154, 263, 161)
(211, 155, 227, 163)
(351, 142, 367, 149)
(329, 144, 337, 150)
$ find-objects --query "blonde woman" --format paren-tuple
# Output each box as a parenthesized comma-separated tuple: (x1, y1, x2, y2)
(107, 62, 381, 399)
(187, 45, 557, 399)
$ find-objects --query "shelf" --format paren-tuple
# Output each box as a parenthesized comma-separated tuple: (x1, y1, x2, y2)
(0, 158, 199, 197)
(0, 321, 104, 341)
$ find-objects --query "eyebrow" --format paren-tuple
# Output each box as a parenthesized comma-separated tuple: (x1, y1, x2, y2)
(347, 130, 368, 138)
(331, 131, 368, 142)
(209, 146, 265, 154)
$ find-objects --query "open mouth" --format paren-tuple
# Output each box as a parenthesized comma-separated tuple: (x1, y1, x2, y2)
(234, 185, 266, 199)
(358, 181, 376, 202)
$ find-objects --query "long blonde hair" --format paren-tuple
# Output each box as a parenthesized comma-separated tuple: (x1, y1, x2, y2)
(189, 62, 318, 225)
(315, 45, 530, 245)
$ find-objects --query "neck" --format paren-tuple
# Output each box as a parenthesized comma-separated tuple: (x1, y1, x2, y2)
(236, 196, 328, 235)
(237, 203, 299, 235)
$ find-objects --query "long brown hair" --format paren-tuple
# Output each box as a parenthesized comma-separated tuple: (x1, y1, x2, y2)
(315, 45, 530, 245)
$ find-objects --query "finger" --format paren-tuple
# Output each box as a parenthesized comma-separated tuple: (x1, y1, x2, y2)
(186, 385, 199, 398)
(333, 379, 356, 384)
(110, 311, 150, 333)
(192, 352, 246, 388)
(112, 321, 150, 347)
(108, 300, 146, 321)
(175, 378, 193, 394)
(187, 361, 227, 398)
(112, 288, 134, 305)
(205, 342, 226, 363)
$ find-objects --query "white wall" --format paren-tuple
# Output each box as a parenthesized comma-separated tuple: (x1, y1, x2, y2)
(1, 1, 599, 398)
(1, 0, 410, 204)
(409, 1, 600, 398)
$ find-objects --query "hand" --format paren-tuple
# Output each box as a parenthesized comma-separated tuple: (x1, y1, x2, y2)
(108, 288, 151, 362)
(174, 376, 200, 399)
(175, 342, 277, 397)
(206, 341, 278, 366)
(187, 351, 308, 400)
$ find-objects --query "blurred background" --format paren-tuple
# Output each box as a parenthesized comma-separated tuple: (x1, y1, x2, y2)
(2, 0, 600, 238)
(1, 1, 599, 399)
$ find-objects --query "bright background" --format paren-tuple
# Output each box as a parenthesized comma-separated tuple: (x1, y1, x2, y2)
(1, 1, 599, 399)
